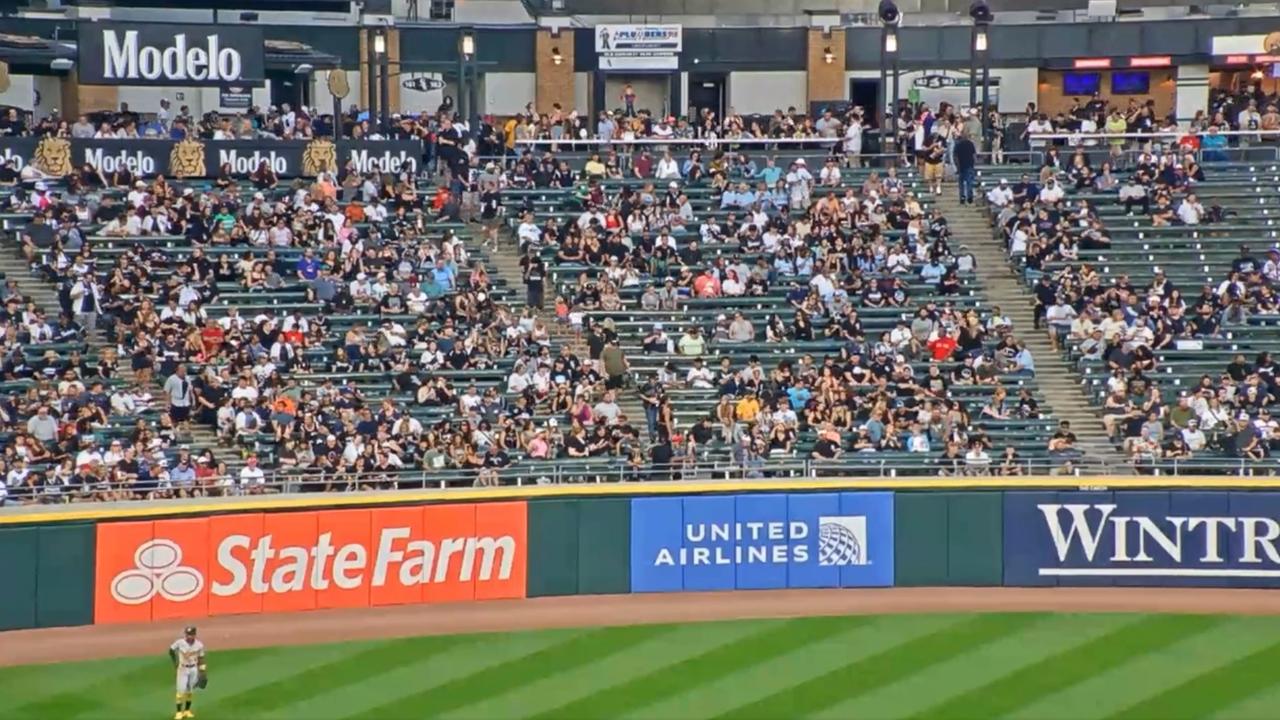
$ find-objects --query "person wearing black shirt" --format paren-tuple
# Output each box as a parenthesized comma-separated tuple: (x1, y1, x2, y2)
(521, 252, 546, 309)
(954, 132, 977, 204)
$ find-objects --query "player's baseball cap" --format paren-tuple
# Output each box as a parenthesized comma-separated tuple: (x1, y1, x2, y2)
(185, 625, 197, 635)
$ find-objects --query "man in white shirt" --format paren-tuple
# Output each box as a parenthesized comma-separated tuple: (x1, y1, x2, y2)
(1037, 178, 1065, 204)
(987, 179, 1013, 207)
(686, 359, 715, 388)
(655, 152, 680, 180)
(1176, 194, 1205, 225)
(238, 455, 266, 490)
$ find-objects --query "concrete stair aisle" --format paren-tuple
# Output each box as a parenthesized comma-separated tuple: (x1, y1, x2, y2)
(935, 194, 1129, 474)
(0, 242, 239, 470)
(482, 233, 649, 432)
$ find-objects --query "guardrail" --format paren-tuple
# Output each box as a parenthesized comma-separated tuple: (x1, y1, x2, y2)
(4, 456, 1278, 509)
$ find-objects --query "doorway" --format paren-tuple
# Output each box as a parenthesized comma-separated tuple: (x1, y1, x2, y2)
(688, 74, 725, 124)
(268, 70, 311, 111)
(849, 78, 880, 128)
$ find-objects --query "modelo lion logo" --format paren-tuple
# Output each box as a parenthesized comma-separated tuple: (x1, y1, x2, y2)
(169, 138, 206, 178)
(302, 138, 337, 176)
(34, 136, 72, 177)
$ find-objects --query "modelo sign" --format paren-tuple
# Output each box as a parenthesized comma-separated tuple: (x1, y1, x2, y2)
(78, 22, 265, 86)
(93, 501, 527, 624)
(1004, 491, 1280, 588)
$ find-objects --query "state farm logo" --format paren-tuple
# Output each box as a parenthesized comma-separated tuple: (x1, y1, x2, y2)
(111, 539, 205, 605)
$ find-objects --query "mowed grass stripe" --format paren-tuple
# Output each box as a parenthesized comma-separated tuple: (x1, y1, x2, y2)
(1107, 639, 1280, 720)
(911, 614, 1223, 720)
(712, 614, 1039, 720)
(5, 655, 206, 720)
(1008, 617, 1280, 720)
(532, 616, 869, 720)
(256, 629, 589, 720)
(343, 623, 675, 720)
(206, 634, 477, 715)
(625, 614, 966, 720)
(444, 619, 774, 720)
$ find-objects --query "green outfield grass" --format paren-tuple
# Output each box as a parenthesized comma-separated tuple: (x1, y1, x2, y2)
(3, 613, 1280, 719)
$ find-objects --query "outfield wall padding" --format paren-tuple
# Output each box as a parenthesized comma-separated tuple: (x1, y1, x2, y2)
(527, 500, 581, 598)
(11, 486, 1280, 633)
(0, 527, 39, 630)
(36, 523, 96, 628)
(577, 497, 631, 595)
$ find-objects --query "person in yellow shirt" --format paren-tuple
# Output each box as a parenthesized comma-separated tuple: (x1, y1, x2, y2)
(735, 392, 761, 423)
(503, 115, 519, 155)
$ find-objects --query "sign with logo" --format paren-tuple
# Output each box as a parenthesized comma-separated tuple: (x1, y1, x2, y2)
(77, 22, 265, 87)
(630, 492, 894, 592)
(1004, 491, 1280, 588)
(595, 24, 682, 71)
(219, 85, 253, 109)
(402, 75, 445, 93)
(0, 137, 419, 179)
(93, 502, 528, 624)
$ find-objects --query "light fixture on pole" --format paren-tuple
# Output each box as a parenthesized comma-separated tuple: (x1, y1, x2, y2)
(969, 0, 993, 151)
(974, 29, 988, 52)
(374, 27, 389, 133)
(461, 32, 475, 60)
(551, 46, 563, 65)
(823, 46, 835, 64)
(879, 0, 900, 159)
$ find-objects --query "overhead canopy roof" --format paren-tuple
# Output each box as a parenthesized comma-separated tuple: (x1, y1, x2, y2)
(0, 32, 77, 75)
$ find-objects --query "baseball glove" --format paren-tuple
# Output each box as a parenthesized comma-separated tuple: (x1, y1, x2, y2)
(196, 672, 208, 690)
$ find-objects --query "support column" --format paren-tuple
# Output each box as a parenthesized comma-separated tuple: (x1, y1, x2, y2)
(806, 28, 847, 106)
(535, 29, 574, 114)
(60, 70, 117, 117)
(1175, 64, 1210, 125)
(387, 28, 402, 115)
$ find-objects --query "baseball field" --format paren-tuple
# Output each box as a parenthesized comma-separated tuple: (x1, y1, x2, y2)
(2, 588, 1280, 720)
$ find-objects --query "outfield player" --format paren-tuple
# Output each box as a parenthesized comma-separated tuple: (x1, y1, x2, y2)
(168, 626, 206, 719)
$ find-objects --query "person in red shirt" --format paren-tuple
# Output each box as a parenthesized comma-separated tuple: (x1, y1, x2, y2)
(199, 318, 225, 360)
(693, 269, 721, 298)
(928, 331, 959, 361)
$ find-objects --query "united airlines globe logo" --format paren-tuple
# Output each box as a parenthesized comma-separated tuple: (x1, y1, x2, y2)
(818, 516, 869, 566)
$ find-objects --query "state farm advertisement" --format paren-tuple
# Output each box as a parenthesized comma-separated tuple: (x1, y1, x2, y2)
(93, 502, 528, 624)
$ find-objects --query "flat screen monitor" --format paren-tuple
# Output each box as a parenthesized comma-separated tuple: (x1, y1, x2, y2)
(1063, 72, 1102, 96)
(1111, 71, 1151, 95)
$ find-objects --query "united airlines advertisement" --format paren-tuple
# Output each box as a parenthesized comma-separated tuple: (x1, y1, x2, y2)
(1004, 491, 1280, 588)
(630, 492, 895, 592)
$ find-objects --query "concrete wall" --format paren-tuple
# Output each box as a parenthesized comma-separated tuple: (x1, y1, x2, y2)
(727, 71, 806, 115)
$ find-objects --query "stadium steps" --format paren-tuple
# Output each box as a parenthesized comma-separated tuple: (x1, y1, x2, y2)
(486, 227, 648, 432)
(0, 237, 242, 471)
(935, 194, 1130, 474)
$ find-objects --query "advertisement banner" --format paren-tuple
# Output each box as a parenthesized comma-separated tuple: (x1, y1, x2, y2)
(1003, 491, 1280, 588)
(594, 24, 682, 71)
(630, 492, 895, 593)
(77, 22, 266, 87)
(0, 137, 422, 179)
(93, 501, 528, 624)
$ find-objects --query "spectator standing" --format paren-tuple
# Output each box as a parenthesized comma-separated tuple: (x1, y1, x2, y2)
(954, 131, 977, 205)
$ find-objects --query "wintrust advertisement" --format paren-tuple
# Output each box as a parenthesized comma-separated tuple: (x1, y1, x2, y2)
(630, 492, 894, 592)
(1004, 491, 1280, 588)
(93, 502, 527, 624)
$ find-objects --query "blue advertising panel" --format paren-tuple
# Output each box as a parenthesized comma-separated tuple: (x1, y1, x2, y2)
(682, 496, 737, 591)
(630, 497, 683, 592)
(629, 492, 896, 593)
(838, 492, 896, 588)
(734, 494, 789, 590)
(1004, 490, 1280, 588)
(787, 493, 841, 588)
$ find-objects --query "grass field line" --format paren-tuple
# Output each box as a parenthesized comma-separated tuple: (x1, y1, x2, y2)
(619, 614, 967, 720)
(1008, 617, 1280, 720)
(908, 614, 1223, 719)
(716, 613, 1046, 719)
(241, 627, 592, 720)
(341, 623, 679, 719)
(808, 613, 1131, 720)
(440, 619, 792, 720)
(1106, 638, 1280, 720)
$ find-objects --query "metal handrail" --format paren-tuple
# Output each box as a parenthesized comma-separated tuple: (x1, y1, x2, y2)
(3, 456, 1276, 508)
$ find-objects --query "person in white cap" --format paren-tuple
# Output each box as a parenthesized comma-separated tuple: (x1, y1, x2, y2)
(785, 158, 813, 212)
